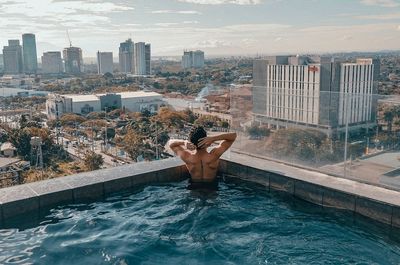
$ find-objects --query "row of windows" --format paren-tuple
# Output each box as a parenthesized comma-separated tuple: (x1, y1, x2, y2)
(264, 65, 320, 124)
(338, 64, 374, 125)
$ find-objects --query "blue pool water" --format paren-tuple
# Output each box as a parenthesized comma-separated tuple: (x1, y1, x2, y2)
(1, 180, 400, 264)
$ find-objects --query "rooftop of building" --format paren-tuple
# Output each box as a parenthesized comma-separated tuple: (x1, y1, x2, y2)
(0, 157, 20, 168)
(61, 91, 162, 102)
(0, 142, 16, 152)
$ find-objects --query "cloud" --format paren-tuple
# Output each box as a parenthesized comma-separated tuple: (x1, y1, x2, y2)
(355, 12, 400, 19)
(154, 22, 180, 27)
(151, 10, 202, 14)
(193, 39, 232, 48)
(0, 0, 134, 16)
(360, 0, 400, 7)
(176, 0, 262, 5)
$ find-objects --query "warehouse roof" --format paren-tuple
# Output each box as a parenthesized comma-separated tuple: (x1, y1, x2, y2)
(63, 94, 99, 102)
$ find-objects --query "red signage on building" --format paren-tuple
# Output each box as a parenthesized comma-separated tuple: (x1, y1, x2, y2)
(308, 66, 319, 72)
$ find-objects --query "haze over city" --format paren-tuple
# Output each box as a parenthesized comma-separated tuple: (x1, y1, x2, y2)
(1, 0, 400, 56)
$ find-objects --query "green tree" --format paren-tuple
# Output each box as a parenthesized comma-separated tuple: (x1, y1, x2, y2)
(83, 151, 104, 171)
(384, 109, 395, 134)
(247, 125, 270, 139)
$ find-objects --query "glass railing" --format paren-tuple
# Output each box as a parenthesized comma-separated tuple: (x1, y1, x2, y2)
(230, 84, 400, 190)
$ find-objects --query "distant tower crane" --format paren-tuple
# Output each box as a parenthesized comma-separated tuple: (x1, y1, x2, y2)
(66, 29, 72, 47)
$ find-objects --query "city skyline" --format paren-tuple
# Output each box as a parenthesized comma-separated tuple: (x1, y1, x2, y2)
(0, 0, 399, 57)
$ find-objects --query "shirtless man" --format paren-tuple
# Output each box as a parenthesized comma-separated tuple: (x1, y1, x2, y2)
(169, 126, 237, 189)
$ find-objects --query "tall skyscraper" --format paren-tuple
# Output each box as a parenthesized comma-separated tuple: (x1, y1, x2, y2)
(134, 42, 146, 75)
(119, 38, 134, 73)
(97, 51, 113, 74)
(252, 56, 379, 136)
(41, 51, 63, 74)
(192, 50, 205, 68)
(181, 50, 205, 69)
(0, 54, 4, 72)
(145, 44, 151, 75)
(63, 47, 82, 74)
(3, 40, 23, 74)
(22, 33, 38, 74)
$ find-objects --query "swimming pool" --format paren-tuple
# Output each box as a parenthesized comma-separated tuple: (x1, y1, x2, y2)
(1, 180, 400, 264)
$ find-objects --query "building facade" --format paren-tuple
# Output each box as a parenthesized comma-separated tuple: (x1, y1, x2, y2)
(46, 91, 163, 119)
(0, 54, 4, 72)
(181, 50, 205, 69)
(145, 44, 151, 75)
(41, 51, 63, 74)
(63, 47, 83, 74)
(3, 40, 23, 74)
(97, 51, 113, 74)
(22, 33, 38, 74)
(252, 56, 379, 136)
(134, 42, 146, 75)
(119, 39, 134, 73)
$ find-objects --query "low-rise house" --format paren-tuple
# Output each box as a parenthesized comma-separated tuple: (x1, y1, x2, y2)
(1, 142, 16, 157)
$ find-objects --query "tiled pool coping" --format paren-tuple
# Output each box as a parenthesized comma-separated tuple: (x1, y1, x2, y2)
(1, 154, 400, 229)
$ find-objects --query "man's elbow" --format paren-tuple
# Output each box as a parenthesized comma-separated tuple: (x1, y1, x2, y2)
(233, 132, 237, 140)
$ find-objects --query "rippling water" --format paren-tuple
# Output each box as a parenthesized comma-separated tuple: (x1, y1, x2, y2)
(1, 180, 400, 264)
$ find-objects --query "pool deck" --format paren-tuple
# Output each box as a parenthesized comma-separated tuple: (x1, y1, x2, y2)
(1, 153, 400, 229)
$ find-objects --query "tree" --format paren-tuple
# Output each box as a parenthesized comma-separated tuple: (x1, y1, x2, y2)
(83, 151, 104, 171)
(267, 128, 327, 164)
(9, 128, 31, 160)
(155, 107, 187, 129)
(122, 128, 143, 161)
(194, 115, 221, 128)
(247, 125, 270, 139)
(60, 113, 86, 126)
(384, 109, 395, 134)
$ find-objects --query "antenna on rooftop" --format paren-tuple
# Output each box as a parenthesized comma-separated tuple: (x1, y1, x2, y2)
(66, 29, 72, 47)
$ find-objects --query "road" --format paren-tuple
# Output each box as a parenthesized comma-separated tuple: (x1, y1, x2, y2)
(59, 136, 128, 168)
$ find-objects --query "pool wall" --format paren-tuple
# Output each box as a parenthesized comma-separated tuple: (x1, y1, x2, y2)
(0, 158, 188, 227)
(1, 154, 400, 229)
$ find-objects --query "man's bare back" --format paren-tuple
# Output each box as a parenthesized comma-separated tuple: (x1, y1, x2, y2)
(169, 127, 237, 183)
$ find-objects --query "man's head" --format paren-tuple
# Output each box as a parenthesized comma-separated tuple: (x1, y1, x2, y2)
(189, 126, 207, 149)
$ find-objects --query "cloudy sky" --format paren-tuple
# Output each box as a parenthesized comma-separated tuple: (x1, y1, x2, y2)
(0, 0, 399, 58)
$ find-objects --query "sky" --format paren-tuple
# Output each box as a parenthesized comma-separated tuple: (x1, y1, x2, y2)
(0, 0, 399, 58)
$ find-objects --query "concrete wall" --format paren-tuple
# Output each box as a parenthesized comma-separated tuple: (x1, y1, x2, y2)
(1, 155, 400, 230)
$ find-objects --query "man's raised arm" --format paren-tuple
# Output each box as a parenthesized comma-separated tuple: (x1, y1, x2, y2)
(168, 139, 194, 162)
(198, 132, 237, 158)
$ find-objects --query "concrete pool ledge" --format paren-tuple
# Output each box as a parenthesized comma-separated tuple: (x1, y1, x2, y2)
(1, 153, 400, 229)
(221, 152, 400, 228)
(0, 157, 188, 225)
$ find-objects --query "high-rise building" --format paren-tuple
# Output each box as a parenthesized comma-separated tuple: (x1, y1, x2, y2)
(134, 42, 146, 75)
(252, 55, 379, 136)
(145, 44, 151, 75)
(97, 51, 113, 74)
(192, 50, 205, 68)
(182, 52, 192, 69)
(181, 50, 205, 69)
(119, 39, 134, 73)
(41, 51, 63, 74)
(63, 47, 82, 74)
(22, 33, 38, 74)
(3, 40, 23, 74)
(0, 54, 4, 72)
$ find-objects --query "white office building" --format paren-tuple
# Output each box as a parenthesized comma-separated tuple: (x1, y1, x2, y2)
(134, 42, 146, 75)
(97, 51, 113, 74)
(46, 91, 163, 119)
(253, 56, 379, 136)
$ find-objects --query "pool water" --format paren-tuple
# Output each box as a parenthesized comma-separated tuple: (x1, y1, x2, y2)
(1, 180, 400, 264)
